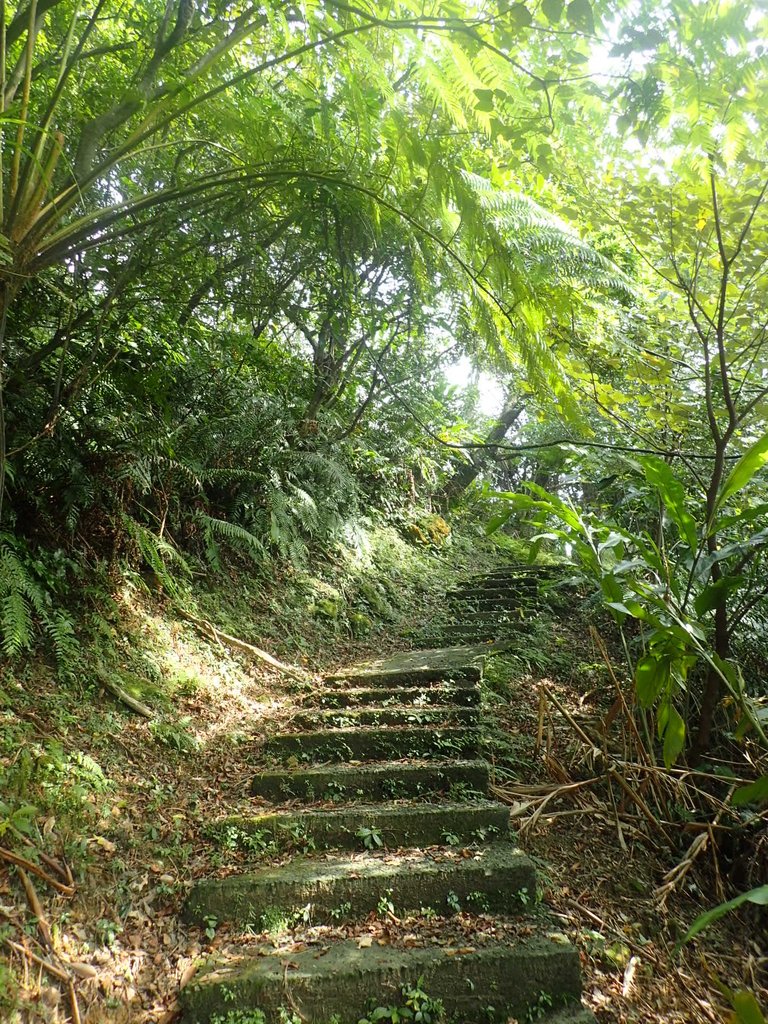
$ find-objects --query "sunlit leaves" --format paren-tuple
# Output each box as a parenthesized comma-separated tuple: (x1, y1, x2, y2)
(541, 0, 563, 24)
(716, 432, 768, 513)
(566, 0, 594, 34)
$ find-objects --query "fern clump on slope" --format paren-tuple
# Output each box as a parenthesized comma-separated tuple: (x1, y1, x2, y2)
(0, 535, 78, 674)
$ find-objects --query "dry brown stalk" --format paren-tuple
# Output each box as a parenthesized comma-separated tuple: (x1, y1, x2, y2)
(541, 684, 600, 750)
(0, 846, 75, 896)
(178, 609, 312, 682)
(17, 867, 54, 949)
(3, 938, 69, 981)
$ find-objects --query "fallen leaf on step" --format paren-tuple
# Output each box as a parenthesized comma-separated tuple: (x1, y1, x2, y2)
(69, 963, 98, 980)
(357, 936, 373, 948)
(91, 836, 116, 854)
(179, 962, 198, 990)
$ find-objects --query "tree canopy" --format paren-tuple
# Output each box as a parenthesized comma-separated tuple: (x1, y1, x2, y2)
(1, 0, 767, 765)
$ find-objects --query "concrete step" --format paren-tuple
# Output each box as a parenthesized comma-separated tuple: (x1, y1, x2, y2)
(543, 1008, 597, 1024)
(306, 684, 480, 709)
(444, 610, 519, 624)
(325, 647, 484, 688)
(449, 596, 522, 611)
(251, 759, 489, 803)
(291, 706, 479, 731)
(467, 564, 562, 580)
(179, 935, 584, 1024)
(434, 626, 501, 643)
(211, 800, 510, 852)
(264, 726, 480, 763)
(450, 583, 534, 600)
(184, 843, 535, 927)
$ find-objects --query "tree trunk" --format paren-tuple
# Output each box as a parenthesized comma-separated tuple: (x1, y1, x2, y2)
(440, 397, 524, 508)
(691, 444, 729, 761)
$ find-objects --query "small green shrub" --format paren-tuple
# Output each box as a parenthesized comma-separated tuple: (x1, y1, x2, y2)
(359, 975, 445, 1024)
(149, 717, 200, 753)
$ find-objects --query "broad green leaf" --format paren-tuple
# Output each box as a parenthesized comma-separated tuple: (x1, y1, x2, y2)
(541, 0, 564, 22)
(606, 599, 646, 620)
(694, 575, 744, 616)
(678, 885, 768, 947)
(600, 574, 623, 603)
(662, 704, 685, 767)
(713, 503, 768, 534)
(635, 654, 667, 707)
(731, 989, 767, 1024)
(507, 3, 533, 29)
(486, 509, 512, 534)
(717, 431, 768, 512)
(639, 455, 698, 552)
(473, 89, 495, 113)
(527, 537, 543, 563)
(566, 0, 594, 33)
(732, 775, 768, 807)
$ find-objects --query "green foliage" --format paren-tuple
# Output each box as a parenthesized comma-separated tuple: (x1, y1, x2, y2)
(678, 886, 768, 949)
(0, 961, 18, 1014)
(359, 976, 445, 1024)
(489, 470, 768, 759)
(149, 717, 200, 755)
(0, 534, 78, 671)
(0, 0, 639, 668)
(356, 825, 384, 850)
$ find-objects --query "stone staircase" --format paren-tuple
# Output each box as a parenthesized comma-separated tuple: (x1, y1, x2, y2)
(180, 621, 593, 1023)
(422, 564, 568, 647)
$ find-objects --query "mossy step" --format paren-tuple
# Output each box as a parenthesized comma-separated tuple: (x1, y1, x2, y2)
(449, 595, 524, 610)
(450, 587, 531, 602)
(305, 684, 480, 709)
(446, 610, 519, 624)
(541, 1008, 597, 1024)
(467, 565, 561, 579)
(184, 843, 535, 927)
(443, 619, 517, 633)
(326, 647, 484, 688)
(291, 706, 479, 731)
(251, 759, 489, 802)
(264, 726, 480, 763)
(179, 935, 584, 1024)
(435, 627, 501, 643)
(213, 800, 510, 851)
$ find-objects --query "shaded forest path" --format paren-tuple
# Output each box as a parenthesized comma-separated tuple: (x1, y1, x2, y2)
(179, 568, 593, 1024)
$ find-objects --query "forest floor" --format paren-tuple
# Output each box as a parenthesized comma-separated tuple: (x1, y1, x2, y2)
(0, 523, 765, 1023)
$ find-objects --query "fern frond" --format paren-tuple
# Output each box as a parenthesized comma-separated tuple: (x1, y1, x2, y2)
(194, 514, 266, 564)
(1, 591, 32, 656)
(47, 610, 78, 670)
(119, 515, 190, 597)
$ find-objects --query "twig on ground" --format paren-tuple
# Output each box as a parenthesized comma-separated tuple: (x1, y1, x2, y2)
(0, 847, 75, 896)
(95, 666, 154, 718)
(17, 867, 53, 949)
(3, 938, 69, 981)
(178, 609, 313, 682)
